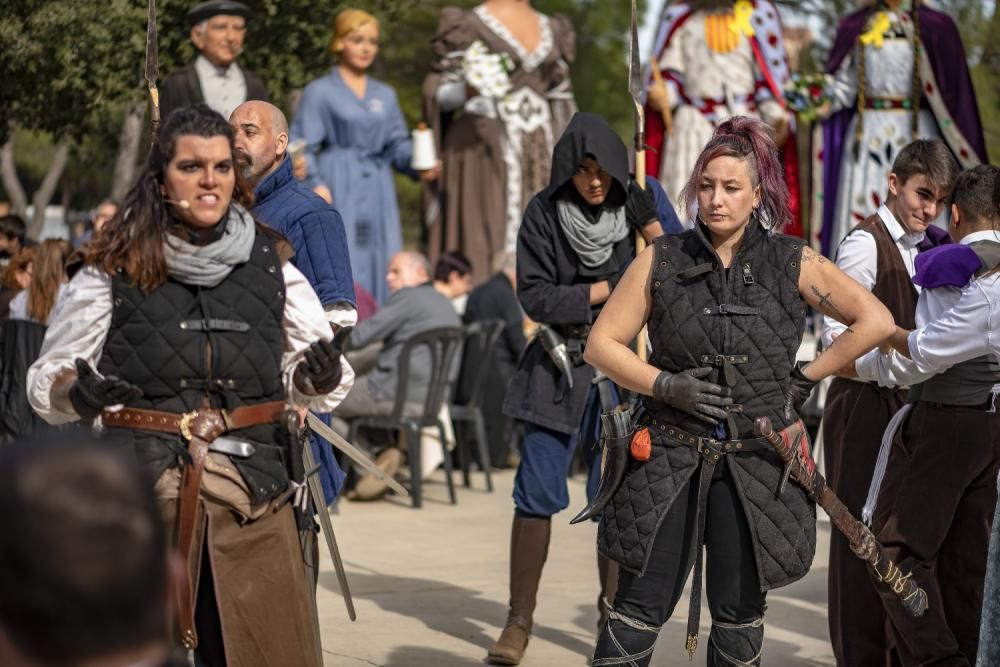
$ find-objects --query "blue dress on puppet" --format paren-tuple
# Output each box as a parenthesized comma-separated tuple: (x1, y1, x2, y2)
(291, 67, 415, 304)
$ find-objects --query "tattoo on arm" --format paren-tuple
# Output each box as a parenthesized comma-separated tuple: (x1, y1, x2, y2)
(811, 285, 850, 323)
(800, 246, 828, 264)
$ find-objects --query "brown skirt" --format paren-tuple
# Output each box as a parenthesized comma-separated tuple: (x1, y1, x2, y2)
(159, 494, 323, 667)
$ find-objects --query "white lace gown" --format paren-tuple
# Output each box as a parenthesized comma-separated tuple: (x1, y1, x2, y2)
(827, 10, 942, 252)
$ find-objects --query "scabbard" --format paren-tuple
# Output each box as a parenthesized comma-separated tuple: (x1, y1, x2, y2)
(754, 417, 928, 618)
(175, 435, 207, 651)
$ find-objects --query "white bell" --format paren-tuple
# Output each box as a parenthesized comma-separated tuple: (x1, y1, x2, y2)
(411, 122, 438, 171)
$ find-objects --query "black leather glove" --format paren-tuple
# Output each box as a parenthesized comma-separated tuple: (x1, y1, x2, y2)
(783, 361, 817, 421)
(296, 327, 353, 395)
(69, 358, 142, 421)
(625, 179, 659, 230)
(652, 367, 733, 425)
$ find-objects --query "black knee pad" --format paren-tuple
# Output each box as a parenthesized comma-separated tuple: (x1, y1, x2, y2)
(592, 608, 661, 667)
(707, 616, 764, 666)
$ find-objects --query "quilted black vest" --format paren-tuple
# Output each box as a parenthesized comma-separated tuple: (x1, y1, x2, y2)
(599, 221, 815, 587)
(98, 231, 289, 502)
(645, 221, 807, 437)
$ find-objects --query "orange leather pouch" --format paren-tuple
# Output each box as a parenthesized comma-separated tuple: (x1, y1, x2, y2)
(630, 427, 652, 461)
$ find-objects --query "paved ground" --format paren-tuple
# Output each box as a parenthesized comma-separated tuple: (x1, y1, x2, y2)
(314, 467, 835, 666)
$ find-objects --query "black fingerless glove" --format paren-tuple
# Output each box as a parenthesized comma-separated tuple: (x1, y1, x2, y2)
(652, 367, 733, 425)
(625, 179, 659, 230)
(783, 361, 817, 421)
(296, 327, 353, 395)
(69, 358, 143, 421)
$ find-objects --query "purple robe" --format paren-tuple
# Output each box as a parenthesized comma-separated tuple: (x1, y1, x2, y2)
(820, 4, 986, 257)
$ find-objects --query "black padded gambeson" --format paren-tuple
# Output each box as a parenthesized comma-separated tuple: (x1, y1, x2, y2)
(599, 221, 817, 591)
(98, 231, 290, 503)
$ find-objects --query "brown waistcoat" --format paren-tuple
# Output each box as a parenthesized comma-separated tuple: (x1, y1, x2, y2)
(850, 214, 918, 328)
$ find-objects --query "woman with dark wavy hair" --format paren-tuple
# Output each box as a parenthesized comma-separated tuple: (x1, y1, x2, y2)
(27, 104, 349, 666)
(583, 116, 894, 666)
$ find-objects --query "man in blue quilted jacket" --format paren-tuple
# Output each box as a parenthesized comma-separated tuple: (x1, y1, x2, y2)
(231, 100, 357, 503)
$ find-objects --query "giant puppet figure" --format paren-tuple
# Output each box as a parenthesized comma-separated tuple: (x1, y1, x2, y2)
(817, 0, 986, 258)
(645, 0, 802, 236)
(422, 1, 578, 285)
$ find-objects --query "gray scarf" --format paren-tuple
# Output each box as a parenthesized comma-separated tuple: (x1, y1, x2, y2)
(164, 203, 256, 287)
(556, 199, 629, 268)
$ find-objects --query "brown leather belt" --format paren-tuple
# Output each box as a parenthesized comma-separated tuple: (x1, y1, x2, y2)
(101, 401, 286, 438)
(103, 400, 285, 651)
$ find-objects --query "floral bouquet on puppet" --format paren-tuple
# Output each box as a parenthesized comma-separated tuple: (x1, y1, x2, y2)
(462, 40, 514, 100)
(784, 73, 833, 123)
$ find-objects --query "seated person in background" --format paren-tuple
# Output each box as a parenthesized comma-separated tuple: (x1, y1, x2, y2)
(432, 250, 474, 314)
(335, 251, 461, 500)
(462, 250, 527, 469)
(0, 436, 182, 667)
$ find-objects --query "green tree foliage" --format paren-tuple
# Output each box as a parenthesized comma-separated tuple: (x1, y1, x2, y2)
(1, 0, 644, 231)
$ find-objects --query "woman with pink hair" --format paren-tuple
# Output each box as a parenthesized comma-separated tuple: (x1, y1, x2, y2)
(582, 116, 894, 665)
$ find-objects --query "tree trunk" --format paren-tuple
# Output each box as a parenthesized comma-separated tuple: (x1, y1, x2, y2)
(0, 132, 28, 217)
(111, 100, 147, 202)
(26, 139, 70, 240)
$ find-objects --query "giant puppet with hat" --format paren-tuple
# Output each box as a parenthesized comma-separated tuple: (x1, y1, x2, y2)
(159, 0, 269, 121)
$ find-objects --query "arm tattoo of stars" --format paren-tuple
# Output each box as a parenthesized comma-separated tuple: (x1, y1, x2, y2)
(811, 285, 850, 323)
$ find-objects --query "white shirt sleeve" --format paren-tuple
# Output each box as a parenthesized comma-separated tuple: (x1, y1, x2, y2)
(906, 277, 997, 373)
(27, 265, 114, 424)
(854, 347, 937, 388)
(282, 263, 353, 412)
(822, 231, 877, 348)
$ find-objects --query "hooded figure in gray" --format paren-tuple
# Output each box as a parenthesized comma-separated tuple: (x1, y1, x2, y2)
(490, 111, 665, 667)
(503, 112, 650, 434)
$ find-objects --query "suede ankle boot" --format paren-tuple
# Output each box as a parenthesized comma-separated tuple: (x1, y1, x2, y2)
(487, 514, 551, 665)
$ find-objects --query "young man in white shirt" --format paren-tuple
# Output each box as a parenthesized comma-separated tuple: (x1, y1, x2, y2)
(849, 164, 1000, 665)
(820, 139, 958, 665)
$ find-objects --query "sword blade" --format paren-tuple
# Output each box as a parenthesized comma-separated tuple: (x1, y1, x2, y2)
(628, 0, 642, 99)
(305, 412, 410, 498)
(302, 439, 357, 621)
(628, 0, 646, 144)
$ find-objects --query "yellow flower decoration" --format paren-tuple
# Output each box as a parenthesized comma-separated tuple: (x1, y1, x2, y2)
(860, 11, 891, 49)
(729, 0, 755, 37)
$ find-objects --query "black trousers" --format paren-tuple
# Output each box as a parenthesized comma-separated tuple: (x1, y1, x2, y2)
(872, 403, 1000, 666)
(823, 378, 905, 666)
(599, 459, 766, 665)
